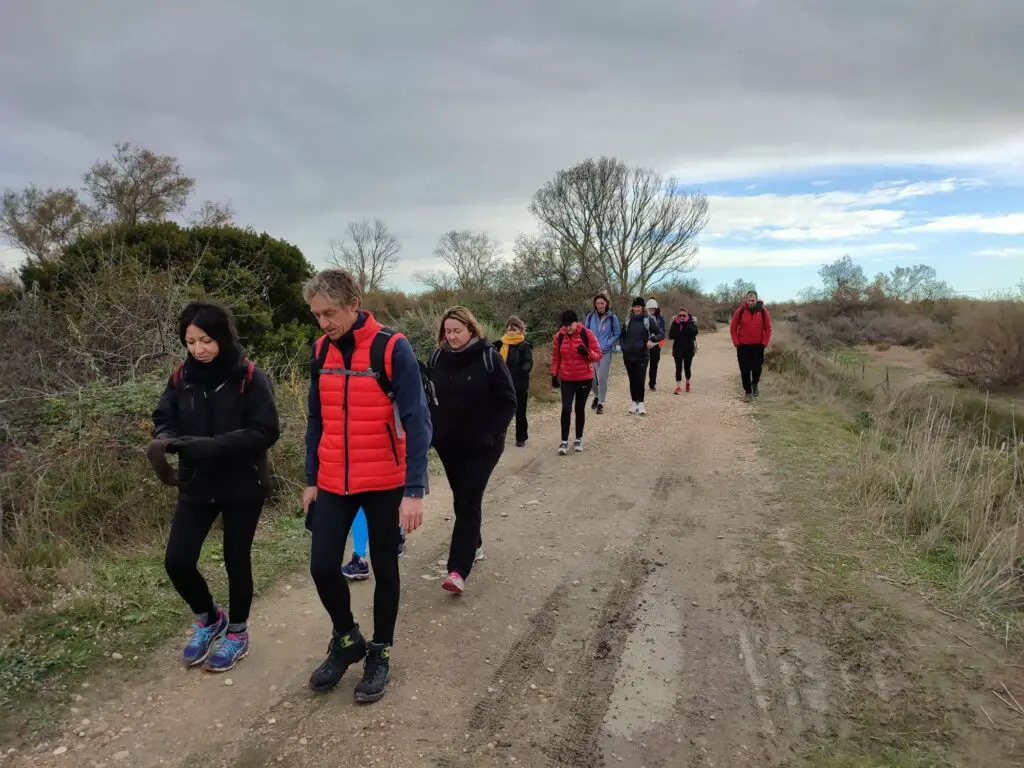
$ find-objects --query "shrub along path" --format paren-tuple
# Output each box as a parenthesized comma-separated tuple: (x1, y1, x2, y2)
(7, 332, 1022, 767)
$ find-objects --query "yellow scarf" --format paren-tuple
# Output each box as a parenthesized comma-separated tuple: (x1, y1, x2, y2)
(499, 331, 525, 361)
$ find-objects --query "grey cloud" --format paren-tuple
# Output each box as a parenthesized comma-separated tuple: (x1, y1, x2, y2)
(1, 0, 1023, 282)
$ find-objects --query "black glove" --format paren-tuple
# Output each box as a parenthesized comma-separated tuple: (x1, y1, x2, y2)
(576, 344, 589, 357)
(551, 375, 559, 389)
(145, 438, 178, 487)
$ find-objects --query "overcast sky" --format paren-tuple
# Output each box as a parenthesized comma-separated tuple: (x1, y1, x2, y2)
(2, 0, 1023, 297)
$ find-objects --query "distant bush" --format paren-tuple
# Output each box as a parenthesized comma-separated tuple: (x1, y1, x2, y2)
(795, 310, 939, 350)
(932, 301, 1024, 389)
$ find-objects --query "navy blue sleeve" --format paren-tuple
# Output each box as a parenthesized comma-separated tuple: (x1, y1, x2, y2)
(304, 342, 323, 487)
(390, 337, 432, 498)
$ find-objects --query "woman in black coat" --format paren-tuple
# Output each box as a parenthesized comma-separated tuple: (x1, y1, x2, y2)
(148, 301, 280, 673)
(668, 307, 699, 394)
(493, 315, 533, 447)
(427, 306, 517, 595)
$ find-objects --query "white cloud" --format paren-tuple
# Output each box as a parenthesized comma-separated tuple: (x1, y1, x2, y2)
(697, 241, 918, 269)
(706, 178, 969, 242)
(973, 247, 1024, 258)
(910, 213, 1024, 235)
(810, 180, 832, 186)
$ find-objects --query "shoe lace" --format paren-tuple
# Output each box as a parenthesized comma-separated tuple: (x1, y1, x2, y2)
(189, 621, 217, 643)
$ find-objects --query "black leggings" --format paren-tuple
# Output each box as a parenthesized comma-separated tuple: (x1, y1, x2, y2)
(164, 497, 263, 629)
(674, 354, 693, 382)
(309, 488, 404, 644)
(737, 344, 765, 394)
(437, 444, 503, 579)
(559, 380, 592, 441)
(624, 358, 648, 403)
(514, 386, 529, 443)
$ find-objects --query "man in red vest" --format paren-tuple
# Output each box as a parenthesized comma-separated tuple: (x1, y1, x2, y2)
(302, 269, 432, 703)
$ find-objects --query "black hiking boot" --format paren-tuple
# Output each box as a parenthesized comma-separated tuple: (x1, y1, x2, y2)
(354, 642, 392, 704)
(308, 625, 367, 693)
(752, 385, 760, 398)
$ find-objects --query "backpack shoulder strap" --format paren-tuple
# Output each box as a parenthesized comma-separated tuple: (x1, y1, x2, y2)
(370, 327, 400, 401)
(483, 346, 495, 373)
(240, 359, 255, 393)
(427, 347, 442, 369)
(315, 336, 331, 372)
(171, 362, 185, 387)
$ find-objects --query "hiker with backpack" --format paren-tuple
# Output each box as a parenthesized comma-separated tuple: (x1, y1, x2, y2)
(148, 300, 281, 674)
(550, 309, 603, 455)
(494, 315, 534, 447)
(427, 306, 517, 595)
(730, 290, 773, 402)
(620, 297, 665, 415)
(669, 307, 699, 394)
(302, 268, 433, 702)
(645, 299, 667, 391)
(583, 293, 620, 414)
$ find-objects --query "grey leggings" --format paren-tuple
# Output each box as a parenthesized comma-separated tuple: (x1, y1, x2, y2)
(592, 354, 613, 405)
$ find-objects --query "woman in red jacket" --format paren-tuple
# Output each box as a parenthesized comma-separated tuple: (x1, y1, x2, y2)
(550, 310, 602, 455)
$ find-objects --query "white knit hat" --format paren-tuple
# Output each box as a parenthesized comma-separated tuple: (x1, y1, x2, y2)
(645, 298, 658, 310)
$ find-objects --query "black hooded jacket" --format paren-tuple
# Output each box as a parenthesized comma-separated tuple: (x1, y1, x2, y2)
(427, 339, 518, 452)
(152, 346, 281, 502)
(668, 316, 699, 357)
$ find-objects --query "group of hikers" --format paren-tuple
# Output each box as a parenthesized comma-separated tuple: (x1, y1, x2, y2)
(144, 268, 772, 704)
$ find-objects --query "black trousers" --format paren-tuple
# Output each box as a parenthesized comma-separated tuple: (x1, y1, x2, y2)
(674, 354, 693, 382)
(559, 380, 592, 441)
(164, 497, 263, 628)
(309, 487, 404, 643)
(437, 444, 503, 580)
(737, 344, 765, 394)
(648, 346, 662, 387)
(624, 357, 649, 403)
(514, 385, 529, 443)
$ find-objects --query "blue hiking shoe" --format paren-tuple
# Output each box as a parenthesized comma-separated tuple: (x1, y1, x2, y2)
(342, 555, 371, 581)
(182, 608, 227, 667)
(204, 631, 249, 673)
(398, 527, 407, 558)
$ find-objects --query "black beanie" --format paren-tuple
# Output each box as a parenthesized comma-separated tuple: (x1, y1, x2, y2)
(631, 296, 645, 308)
(177, 300, 239, 350)
(561, 309, 579, 326)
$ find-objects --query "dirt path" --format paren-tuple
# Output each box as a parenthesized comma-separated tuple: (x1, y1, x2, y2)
(2, 331, 961, 767)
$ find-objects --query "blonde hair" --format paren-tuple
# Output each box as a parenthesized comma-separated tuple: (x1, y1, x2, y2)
(437, 306, 485, 346)
(506, 314, 525, 332)
(302, 269, 361, 307)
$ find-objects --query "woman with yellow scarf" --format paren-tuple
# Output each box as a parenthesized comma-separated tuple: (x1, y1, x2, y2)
(494, 316, 533, 447)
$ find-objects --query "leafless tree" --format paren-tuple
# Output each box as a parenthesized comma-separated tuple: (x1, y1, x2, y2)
(529, 157, 709, 296)
(84, 143, 195, 226)
(327, 218, 401, 292)
(875, 264, 952, 302)
(418, 230, 500, 293)
(0, 185, 93, 260)
(189, 200, 236, 228)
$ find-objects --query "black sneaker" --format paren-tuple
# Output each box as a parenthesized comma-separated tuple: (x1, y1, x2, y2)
(354, 642, 391, 703)
(596, 403, 604, 415)
(752, 386, 760, 398)
(591, 396, 599, 411)
(308, 626, 367, 693)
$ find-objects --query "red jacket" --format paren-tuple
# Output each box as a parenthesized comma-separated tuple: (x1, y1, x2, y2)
(730, 303, 772, 347)
(550, 325, 602, 382)
(314, 314, 406, 495)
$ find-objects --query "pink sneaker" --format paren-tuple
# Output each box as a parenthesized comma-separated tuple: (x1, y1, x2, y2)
(442, 571, 465, 594)
(674, 385, 682, 395)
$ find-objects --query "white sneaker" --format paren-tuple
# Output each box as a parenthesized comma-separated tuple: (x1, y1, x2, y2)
(574, 439, 583, 453)
(637, 402, 647, 416)
(629, 402, 638, 414)
(474, 546, 485, 562)
(558, 442, 569, 455)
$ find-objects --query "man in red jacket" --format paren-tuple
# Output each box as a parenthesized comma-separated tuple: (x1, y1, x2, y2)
(729, 290, 772, 402)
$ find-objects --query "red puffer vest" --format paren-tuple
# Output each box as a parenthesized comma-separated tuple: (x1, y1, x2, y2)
(550, 325, 602, 382)
(315, 314, 406, 495)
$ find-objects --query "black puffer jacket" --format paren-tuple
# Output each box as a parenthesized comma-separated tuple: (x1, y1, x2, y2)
(619, 313, 664, 361)
(152, 348, 281, 502)
(493, 339, 534, 392)
(428, 339, 518, 452)
(669, 317, 699, 358)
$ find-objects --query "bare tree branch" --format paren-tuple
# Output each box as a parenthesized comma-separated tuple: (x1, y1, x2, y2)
(0, 185, 93, 261)
(189, 200, 236, 228)
(420, 229, 500, 293)
(84, 143, 195, 226)
(528, 157, 709, 297)
(327, 218, 401, 292)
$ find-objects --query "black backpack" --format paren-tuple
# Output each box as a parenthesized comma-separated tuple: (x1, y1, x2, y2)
(556, 326, 591, 353)
(315, 328, 438, 407)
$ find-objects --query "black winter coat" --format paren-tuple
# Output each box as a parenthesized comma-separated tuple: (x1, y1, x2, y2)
(152, 353, 281, 503)
(493, 339, 534, 392)
(668, 317, 699, 358)
(620, 313, 664, 361)
(428, 339, 518, 452)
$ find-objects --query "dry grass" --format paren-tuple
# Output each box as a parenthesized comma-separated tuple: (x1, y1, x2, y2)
(932, 300, 1024, 389)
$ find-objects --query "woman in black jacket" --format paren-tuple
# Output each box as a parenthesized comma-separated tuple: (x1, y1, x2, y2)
(494, 315, 533, 447)
(428, 306, 517, 595)
(668, 307, 699, 394)
(148, 301, 280, 673)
